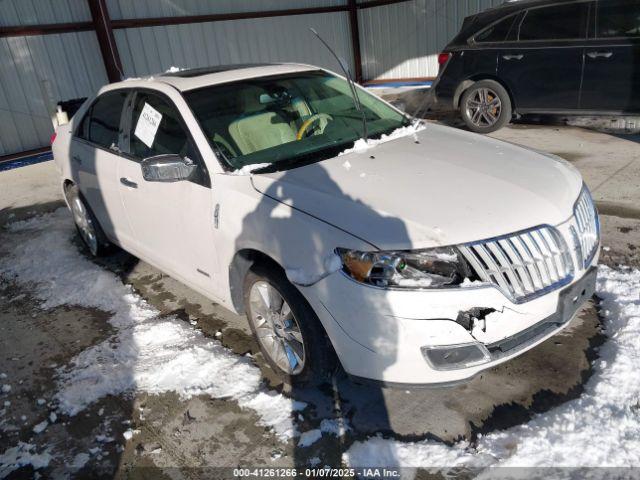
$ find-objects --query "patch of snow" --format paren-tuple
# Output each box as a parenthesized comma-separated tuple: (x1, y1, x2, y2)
(229, 163, 272, 176)
(0, 442, 52, 477)
(48, 412, 57, 423)
(36, 399, 45, 406)
(460, 278, 487, 288)
(320, 418, 350, 437)
(286, 252, 342, 287)
(164, 66, 183, 73)
(298, 429, 322, 447)
(70, 452, 90, 470)
(338, 122, 426, 157)
(345, 266, 640, 471)
(0, 210, 306, 441)
(308, 456, 321, 467)
(1, 385, 10, 394)
(122, 429, 137, 441)
(32, 420, 48, 434)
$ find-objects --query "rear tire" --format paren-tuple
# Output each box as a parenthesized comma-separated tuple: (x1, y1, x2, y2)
(460, 80, 512, 134)
(243, 262, 337, 386)
(65, 184, 113, 257)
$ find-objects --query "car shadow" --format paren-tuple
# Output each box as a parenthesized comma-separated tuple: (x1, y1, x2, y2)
(233, 162, 412, 469)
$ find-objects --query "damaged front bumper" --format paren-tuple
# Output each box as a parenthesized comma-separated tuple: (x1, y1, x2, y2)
(300, 260, 598, 387)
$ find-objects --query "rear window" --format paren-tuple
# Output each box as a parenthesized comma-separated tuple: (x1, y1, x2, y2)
(519, 3, 589, 41)
(475, 14, 518, 43)
(77, 90, 127, 149)
(597, 0, 640, 38)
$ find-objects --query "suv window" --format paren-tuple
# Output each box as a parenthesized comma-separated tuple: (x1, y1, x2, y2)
(475, 14, 517, 43)
(519, 3, 589, 41)
(77, 90, 127, 149)
(129, 92, 197, 161)
(597, 0, 640, 38)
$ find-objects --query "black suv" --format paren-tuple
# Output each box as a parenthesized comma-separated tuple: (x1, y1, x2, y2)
(431, 0, 640, 133)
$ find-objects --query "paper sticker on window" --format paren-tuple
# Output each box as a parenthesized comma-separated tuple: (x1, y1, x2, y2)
(134, 103, 162, 148)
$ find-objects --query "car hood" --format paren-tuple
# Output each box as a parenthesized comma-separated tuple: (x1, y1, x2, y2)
(250, 124, 583, 250)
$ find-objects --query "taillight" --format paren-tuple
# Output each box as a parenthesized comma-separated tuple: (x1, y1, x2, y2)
(438, 52, 451, 67)
(50, 132, 57, 145)
(438, 52, 452, 67)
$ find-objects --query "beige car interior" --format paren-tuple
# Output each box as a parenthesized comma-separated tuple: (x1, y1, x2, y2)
(228, 86, 313, 156)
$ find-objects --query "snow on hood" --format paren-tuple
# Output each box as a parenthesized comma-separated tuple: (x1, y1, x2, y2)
(338, 122, 425, 156)
(251, 123, 583, 250)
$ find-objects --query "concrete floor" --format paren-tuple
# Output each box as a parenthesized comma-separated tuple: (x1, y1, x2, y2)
(0, 122, 639, 476)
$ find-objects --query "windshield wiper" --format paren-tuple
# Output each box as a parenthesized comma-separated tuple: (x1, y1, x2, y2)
(310, 28, 368, 144)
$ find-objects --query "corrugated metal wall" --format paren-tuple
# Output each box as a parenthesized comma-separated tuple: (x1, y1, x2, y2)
(106, 0, 347, 19)
(0, 0, 505, 156)
(0, 0, 91, 26)
(0, 0, 107, 157)
(358, 0, 504, 79)
(114, 12, 354, 78)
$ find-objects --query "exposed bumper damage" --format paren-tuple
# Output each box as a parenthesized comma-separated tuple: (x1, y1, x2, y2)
(299, 264, 598, 386)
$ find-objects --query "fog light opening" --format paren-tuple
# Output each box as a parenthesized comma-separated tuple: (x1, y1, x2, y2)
(421, 342, 491, 371)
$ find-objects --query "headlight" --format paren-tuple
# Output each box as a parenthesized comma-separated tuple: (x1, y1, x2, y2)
(336, 246, 472, 289)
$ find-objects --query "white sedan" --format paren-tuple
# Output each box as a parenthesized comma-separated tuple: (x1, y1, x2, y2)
(52, 63, 599, 387)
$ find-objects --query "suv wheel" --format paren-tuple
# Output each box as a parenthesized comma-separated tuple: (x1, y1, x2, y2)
(66, 184, 112, 257)
(460, 80, 512, 133)
(243, 262, 336, 386)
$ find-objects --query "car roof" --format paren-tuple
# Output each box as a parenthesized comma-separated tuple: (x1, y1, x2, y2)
(114, 63, 320, 92)
(447, 0, 590, 46)
(490, 0, 587, 13)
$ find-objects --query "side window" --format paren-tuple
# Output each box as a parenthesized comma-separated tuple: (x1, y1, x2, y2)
(475, 15, 517, 43)
(129, 92, 197, 160)
(519, 3, 589, 41)
(128, 91, 209, 186)
(76, 90, 127, 149)
(597, 0, 640, 38)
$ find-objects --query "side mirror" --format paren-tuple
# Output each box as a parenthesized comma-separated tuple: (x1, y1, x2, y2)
(141, 154, 196, 182)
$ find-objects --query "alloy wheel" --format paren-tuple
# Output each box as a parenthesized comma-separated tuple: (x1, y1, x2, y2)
(465, 87, 502, 128)
(249, 281, 306, 375)
(71, 196, 98, 256)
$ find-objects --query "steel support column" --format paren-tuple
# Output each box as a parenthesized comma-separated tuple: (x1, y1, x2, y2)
(87, 0, 123, 83)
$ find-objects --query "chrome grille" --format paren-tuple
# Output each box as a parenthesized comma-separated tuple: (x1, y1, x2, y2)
(572, 186, 599, 268)
(459, 226, 574, 303)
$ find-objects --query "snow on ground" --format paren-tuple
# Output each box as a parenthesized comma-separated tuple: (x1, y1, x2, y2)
(345, 266, 640, 475)
(0, 210, 304, 442)
(2, 208, 640, 475)
(0, 443, 52, 478)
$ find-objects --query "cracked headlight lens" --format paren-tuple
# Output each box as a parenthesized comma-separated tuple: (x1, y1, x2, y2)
(336, 246, 472, 289)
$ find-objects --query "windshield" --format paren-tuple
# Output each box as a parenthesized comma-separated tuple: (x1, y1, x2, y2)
(183, 70, 409, 170)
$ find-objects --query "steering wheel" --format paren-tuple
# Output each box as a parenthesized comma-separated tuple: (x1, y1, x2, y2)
(296, 113, 333, 140)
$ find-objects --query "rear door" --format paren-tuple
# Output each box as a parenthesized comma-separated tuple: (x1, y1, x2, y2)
(70, 89, 131, 244)
(580, 0, 640, 112)
(117, 89, 218, 292)
(498, 2, 591, 112)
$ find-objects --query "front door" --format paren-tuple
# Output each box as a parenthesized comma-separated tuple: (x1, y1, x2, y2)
(580, 0, 640, 112)
(69, 89, 131, 244)
(498, 2, 591, 112)
(117, 89, 218, 293)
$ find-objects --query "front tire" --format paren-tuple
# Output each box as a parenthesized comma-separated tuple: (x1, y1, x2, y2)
(243, 262, 336, 386)
(66, 184, 112, 257)
(460, 80, 512, 134)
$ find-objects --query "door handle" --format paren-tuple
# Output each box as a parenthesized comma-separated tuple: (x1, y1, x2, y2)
(120, 177, 138, 189)
(587, 51, 613, 59)
(502, 54, 524, 60)
(72, 155, 82, 165)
